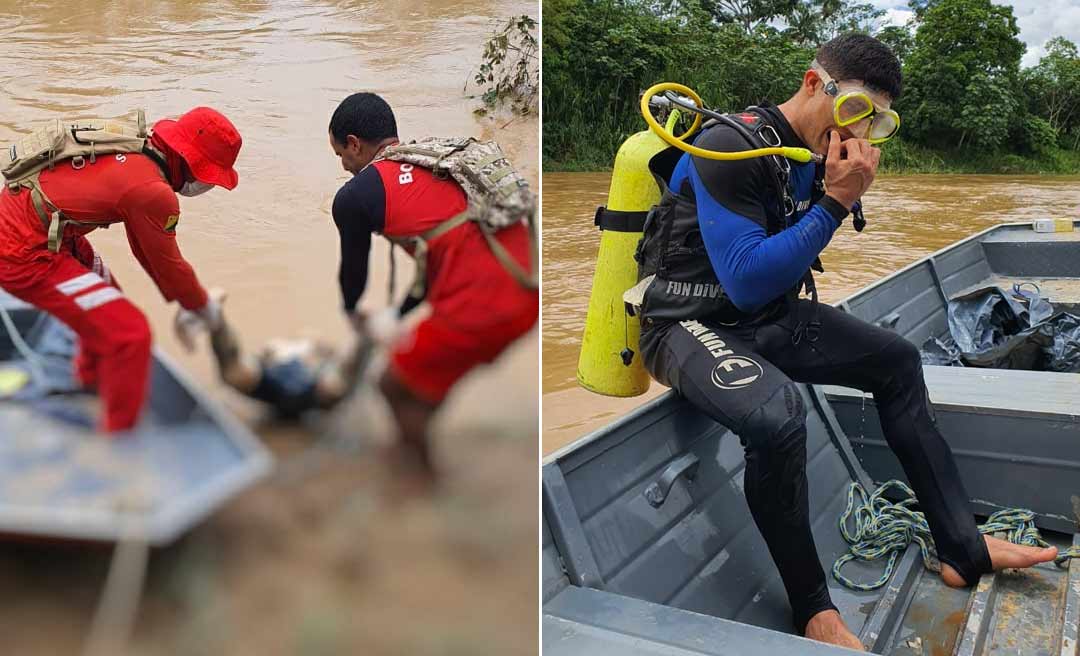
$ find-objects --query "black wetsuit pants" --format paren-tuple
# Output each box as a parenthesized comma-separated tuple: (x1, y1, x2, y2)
(640, 300, 992, 634)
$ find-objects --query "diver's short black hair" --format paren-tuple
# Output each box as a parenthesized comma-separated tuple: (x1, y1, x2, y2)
(816, 33, 902, 100)
(329, 92, 398, 145)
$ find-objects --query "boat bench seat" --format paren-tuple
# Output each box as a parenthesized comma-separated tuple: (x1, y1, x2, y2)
(980, 227, 1080, 278)
(543, 585, 858, 655)
(824, 365, 1080, 419)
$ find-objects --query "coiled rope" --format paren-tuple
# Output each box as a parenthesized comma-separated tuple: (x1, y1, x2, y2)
(833, 480, 1080, 591)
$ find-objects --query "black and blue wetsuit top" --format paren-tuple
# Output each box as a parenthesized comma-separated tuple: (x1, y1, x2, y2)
(331, 166, 386, 312)
(674, 104, 848, 314)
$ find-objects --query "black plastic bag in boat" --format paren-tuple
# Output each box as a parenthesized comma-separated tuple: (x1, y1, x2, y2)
(1041, 312, 1080, 372)
(943, 283, 1054, 369)
(920, 335, 963, 366)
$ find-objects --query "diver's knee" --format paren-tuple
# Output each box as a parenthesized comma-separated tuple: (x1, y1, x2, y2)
(738, 382, 807, 452)
(874, 336, 936, 421)
(882, 337, 923, 382)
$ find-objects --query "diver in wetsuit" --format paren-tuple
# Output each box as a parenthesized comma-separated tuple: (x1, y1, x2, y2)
(634, 33, 1058, 650)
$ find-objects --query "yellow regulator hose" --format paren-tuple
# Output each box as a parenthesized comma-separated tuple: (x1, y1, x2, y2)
(639, 82, 820, 164)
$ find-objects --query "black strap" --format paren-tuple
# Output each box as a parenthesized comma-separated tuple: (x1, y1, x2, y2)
(713, 111, 791, 235)
(142, 144, 171, 182)
(852, 204, 867, 232)
(594, 206, 647, 232)
(792, 271, 823, 345)
(812, 158, 826, 203)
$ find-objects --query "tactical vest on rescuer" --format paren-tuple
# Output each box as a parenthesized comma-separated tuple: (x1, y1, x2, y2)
(632, 107, 826, 327)
(1, 110, 163, 253)
(373, 137, 538, 304)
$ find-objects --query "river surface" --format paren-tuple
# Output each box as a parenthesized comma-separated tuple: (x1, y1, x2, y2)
(543, 172, 1080, 454)
(0, 2, 538, 654)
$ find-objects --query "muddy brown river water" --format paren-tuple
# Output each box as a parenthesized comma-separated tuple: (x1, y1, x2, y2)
(0, 2, 538, 654)
(543, 171, 1080, 454)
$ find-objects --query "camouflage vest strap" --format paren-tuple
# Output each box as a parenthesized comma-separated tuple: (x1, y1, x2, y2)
(419, 209, 536, 289)
(476, 224, 536, 290)
(15, 173, 65, 252)
(3, 110, 151, 252)
(375, 137, 538, 306)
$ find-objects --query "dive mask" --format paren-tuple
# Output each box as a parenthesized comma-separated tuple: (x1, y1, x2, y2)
(812, 60, 900, 144)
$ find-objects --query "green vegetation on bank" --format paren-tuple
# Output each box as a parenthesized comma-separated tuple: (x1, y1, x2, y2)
(471, 15, 538, 115)
(543, 0, 1080, 174)
(877, 142, 1080, 174)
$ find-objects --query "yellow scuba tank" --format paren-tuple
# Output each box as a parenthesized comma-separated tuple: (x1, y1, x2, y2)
(578, 83, 820, 399)
(576, 83, 821, 397)
(575, 114, 680, 397)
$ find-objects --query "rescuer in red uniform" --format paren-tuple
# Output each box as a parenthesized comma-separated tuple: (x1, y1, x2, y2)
(0, 107, 242, 433)
(328, 93, 538, 480)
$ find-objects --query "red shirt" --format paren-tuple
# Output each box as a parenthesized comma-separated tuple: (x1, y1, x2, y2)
(0, 153, 208, 309)
(331, 159, 532, 327)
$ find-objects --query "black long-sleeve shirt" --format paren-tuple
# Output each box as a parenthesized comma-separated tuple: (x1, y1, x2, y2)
(331, 166, 386, 312)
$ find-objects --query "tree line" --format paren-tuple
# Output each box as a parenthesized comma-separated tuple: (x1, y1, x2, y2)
(543, 0, 1080, 173)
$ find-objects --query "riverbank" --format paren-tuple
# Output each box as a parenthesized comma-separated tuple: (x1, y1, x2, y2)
(543, 140, 1080, 175)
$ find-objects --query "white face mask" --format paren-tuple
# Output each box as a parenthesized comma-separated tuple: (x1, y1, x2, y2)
(179, 180, 214, 197)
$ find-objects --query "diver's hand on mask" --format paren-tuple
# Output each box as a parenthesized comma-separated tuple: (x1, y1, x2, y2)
(174, 289, 227, 352)
(824, 131, 880, 211)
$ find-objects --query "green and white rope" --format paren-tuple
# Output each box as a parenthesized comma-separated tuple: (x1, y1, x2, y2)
(832, 480, 1080, 591)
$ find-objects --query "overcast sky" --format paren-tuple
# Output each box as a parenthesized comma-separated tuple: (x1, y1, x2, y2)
(875, 0, 1080, 67)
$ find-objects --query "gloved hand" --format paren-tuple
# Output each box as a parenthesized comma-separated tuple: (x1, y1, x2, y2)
(175, 288, 227, 353)
(349, 307, 401, 345)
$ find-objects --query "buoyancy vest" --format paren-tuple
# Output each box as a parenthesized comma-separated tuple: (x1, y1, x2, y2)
(373, 137, 538, 306)
(1, 110, 168, 252)
(631, 107, 826, 328)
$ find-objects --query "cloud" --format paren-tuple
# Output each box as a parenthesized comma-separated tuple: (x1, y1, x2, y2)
(997, 0, 1080, 67)
(881, 8, 915, 27)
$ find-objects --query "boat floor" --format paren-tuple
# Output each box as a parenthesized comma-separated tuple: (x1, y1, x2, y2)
(543, 384, 1080, 655)
(0, 299, 271, 545)
(545, 524, 1080, 655)
(0, 386, 270, 544)
(862, 532, 1080, 655)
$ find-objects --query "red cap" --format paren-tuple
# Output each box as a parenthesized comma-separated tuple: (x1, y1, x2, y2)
(152, 107, 241, 190)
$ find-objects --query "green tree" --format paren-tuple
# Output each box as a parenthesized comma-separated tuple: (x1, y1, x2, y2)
(664, 0, 800, 33)
(875, 24, 914, 63)
(780, 0, 882, 46)
(907, 0, 940, 21)
(1023, 37, 1080, 146)
(543, 0, 819, 168)
(899, 0, 1024, 149)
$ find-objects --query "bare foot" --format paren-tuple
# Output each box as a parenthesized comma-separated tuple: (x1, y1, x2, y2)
(940, 535, 1059, 587)
(804, 609, 864, 651)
